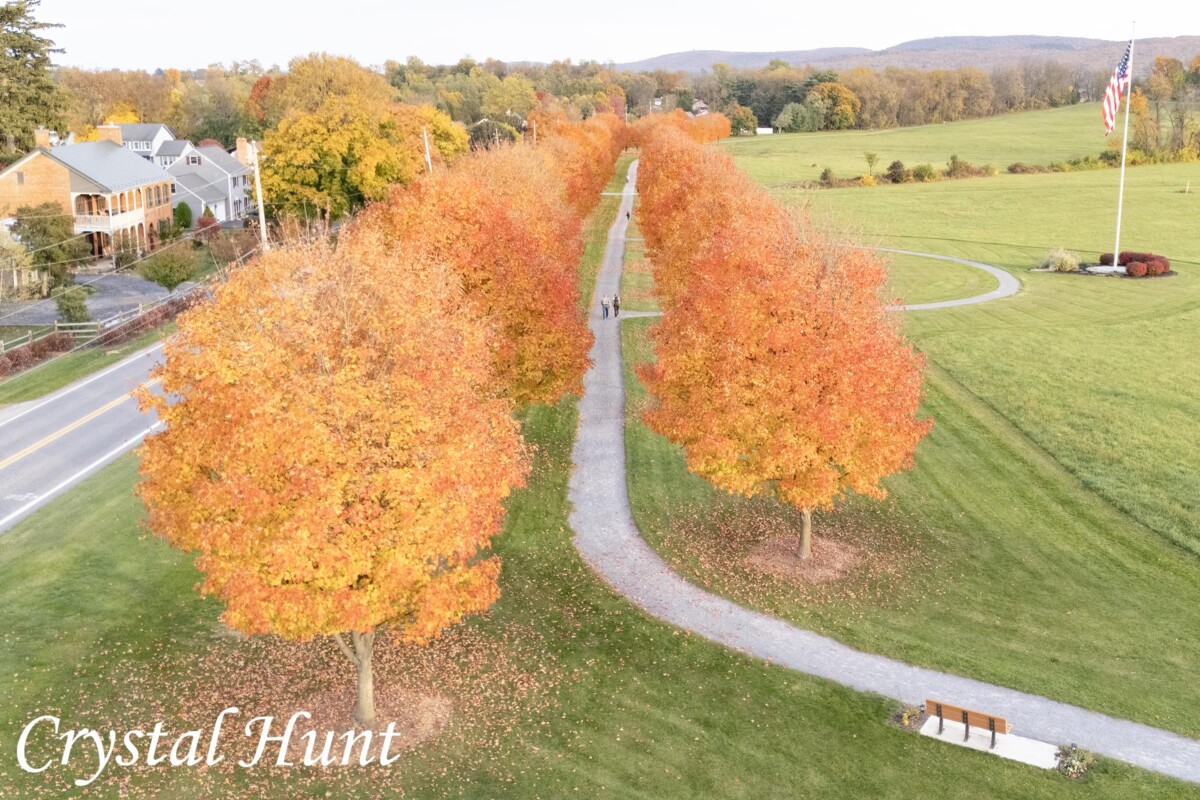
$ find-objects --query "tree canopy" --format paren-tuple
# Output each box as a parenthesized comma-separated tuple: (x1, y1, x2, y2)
(0, 0, 67, 154)
(138, 229, 530, 723)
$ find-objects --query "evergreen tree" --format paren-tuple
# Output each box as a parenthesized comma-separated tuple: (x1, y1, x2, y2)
(0, 1, 68, 153)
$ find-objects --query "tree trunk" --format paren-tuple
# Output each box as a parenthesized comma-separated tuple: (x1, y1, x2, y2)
(334, 629, 376, 725)
(799, 508, 812, 560)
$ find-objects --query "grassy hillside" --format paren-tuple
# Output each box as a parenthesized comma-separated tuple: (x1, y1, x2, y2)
(720, 104, 1110, 187)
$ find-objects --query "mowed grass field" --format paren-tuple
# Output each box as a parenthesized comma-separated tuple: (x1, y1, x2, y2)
(799, 162, 1200, 556)
(721, 102, 1108, 186)
(617, 106, 1200, 737)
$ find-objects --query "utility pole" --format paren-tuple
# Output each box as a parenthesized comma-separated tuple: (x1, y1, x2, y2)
(250, 141, 269, 252)
(422, 127, 433, 175)
(532, 119, 537, 146)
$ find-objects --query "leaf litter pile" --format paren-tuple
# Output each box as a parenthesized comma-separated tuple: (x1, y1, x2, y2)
(14, 617, 562, 797)
(654, 491, 940, 612)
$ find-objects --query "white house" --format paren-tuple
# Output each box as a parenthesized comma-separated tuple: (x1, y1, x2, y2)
(167, 145, 250, 225)
(152, 139, 197, 169)
(117, 123, 176, 161)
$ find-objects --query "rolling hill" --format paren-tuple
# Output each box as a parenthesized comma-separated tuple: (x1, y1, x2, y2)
(616, 35, 1200, 75)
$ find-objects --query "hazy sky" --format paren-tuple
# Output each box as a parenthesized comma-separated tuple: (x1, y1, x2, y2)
(44, 0, 1163, 71)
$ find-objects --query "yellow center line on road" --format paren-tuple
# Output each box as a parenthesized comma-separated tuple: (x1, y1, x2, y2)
(0, 379, 160, 473)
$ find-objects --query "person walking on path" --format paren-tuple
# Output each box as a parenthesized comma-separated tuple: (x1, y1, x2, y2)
(613, 294, 620, 318)
(601, 295, 610, 319)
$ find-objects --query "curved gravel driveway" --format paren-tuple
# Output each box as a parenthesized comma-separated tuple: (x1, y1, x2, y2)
(567, 159, 1200, 784)
(878, 247, 1023, 311)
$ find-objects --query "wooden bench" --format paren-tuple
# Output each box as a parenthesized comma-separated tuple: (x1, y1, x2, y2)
(925, 698, 1011, 749)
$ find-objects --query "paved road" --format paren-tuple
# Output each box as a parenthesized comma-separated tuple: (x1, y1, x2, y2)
(567, 159, 1200, 784)
(0, 343, 163, 532)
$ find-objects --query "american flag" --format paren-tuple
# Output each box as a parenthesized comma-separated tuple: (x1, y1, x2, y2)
(1103, 41, 1133, 135)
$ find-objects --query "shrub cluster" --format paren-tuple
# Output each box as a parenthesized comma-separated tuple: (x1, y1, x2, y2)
(945, 154, 990, 179)
(1043, 248, 1080, 273)
(814, 155, 995, 188)
(0, 331, 75, 378)
(1126, 260, 1169, 277)
(885, 160, 911, 183)
(1010, 156, 1107, 174)
(1099, 251, 1171, 276)
(91, 293, 200, 350)
(912, 163, 937, 182)
(1055, 744, 1096, 779)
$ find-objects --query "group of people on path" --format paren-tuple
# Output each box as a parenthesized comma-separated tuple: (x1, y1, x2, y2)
(601, 294, 620, 319)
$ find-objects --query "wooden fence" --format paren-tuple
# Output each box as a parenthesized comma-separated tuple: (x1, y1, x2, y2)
(0, 288, 204, 353)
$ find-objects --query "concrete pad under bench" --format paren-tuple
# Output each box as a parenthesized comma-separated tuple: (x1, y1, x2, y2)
(920, 716, 1059, 770)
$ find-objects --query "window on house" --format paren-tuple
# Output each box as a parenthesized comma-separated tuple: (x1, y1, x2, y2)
(188, 155, 201, 165)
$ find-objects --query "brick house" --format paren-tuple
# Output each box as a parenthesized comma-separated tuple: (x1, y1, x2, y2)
(0, 127, 174, 258)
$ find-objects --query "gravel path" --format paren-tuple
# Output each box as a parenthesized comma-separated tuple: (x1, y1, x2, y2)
(567, 159, 1200, 784)
(879, 248, 1023, 311)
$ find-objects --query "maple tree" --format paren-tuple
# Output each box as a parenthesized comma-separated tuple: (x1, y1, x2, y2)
(137, 228, 529, 724)
(355, 124, 616, 405)
(636, 122, 931, 559)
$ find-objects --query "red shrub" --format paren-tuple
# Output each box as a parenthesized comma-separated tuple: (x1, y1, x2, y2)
(1126, 261, 1148, 277)
(0, 353, 11, 378)
(1118, 250, 1166, 266)
(1099, 252, 1115, 266)
(1147, 260, 1167, 276)
(1148, 257, 1171, 274)
(44, 332, 74, 352)
(6, 346, 34, 370)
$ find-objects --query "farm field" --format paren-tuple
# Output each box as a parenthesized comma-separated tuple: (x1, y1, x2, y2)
(720, 102, 1109, 187)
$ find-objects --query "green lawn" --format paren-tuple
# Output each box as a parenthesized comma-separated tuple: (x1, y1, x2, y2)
(624, 317, 1200, 737)
(0, 324, 173, 406)
(1, 415, 1192, 797)
(884, 252, 1001, 306)
(795, 164, 1200, 556)
(579, 152, 637, 311)
(720, 103, 1111, 187)
(621, 201, 661, 313)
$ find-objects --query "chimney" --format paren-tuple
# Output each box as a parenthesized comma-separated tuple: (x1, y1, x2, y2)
(34, 127, 54, 149)
(95, 123, 123, 146)
(235, 137, 250, 166)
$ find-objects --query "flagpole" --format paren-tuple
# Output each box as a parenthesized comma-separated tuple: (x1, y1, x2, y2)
(1113, 23, 1135, 264)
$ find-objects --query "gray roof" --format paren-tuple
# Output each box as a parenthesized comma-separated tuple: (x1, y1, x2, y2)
(48, 141, 172, 192)
(154, 139, 192, 158)
(118, 123, 173, 142)
(172, 167, 228, 205)
(195, 145, 249, 176)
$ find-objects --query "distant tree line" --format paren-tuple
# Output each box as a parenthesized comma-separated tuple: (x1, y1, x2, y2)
(1124, 55, 1200, 159)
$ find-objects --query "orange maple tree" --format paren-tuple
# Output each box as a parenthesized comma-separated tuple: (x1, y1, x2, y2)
(137, 228, 529, 723)
(636, 122, 931, 559)
(355, 114, 623, 406)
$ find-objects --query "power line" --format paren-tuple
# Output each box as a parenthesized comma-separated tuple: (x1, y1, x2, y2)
(0, 242, 265, 388)
(0, 216, 251, 325)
